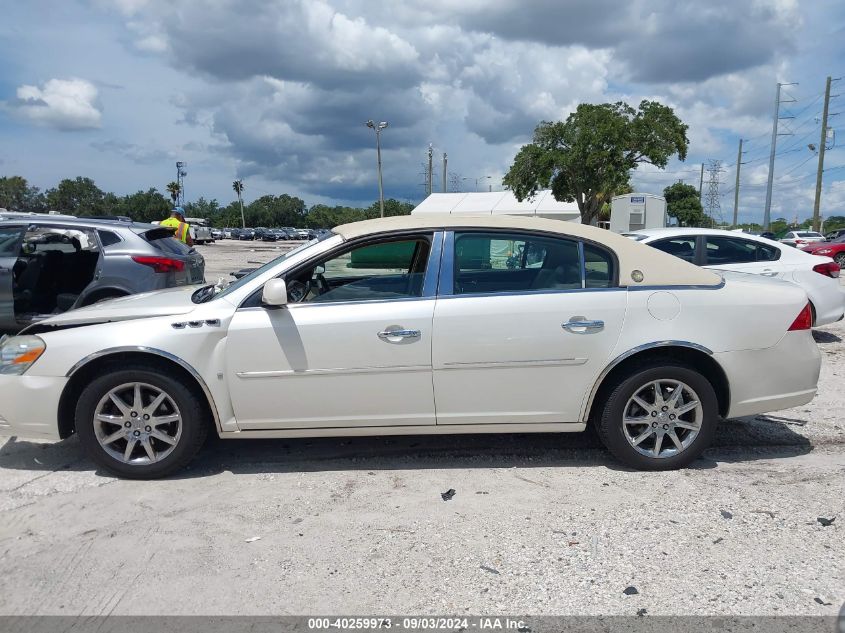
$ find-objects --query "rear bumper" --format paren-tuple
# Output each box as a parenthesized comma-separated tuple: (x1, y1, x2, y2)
(0, 374, 66, 440)
(716, 331, 821, 418)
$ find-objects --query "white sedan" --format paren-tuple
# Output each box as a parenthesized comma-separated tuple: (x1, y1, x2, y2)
(0, 216, 821, 478)
(627, 227, 845, 326)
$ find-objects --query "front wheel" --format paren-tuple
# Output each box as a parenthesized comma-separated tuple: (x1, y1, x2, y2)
(595, 362, 718, 470)
(834, 252, 845, 267)
(75, 366, 208, 479)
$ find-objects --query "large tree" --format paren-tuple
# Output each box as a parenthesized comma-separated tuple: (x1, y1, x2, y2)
(0, 176, 46, 212)
(44, 177, 105, 214)
(503, 100, 689, 224)
(663, 182, 705, 227)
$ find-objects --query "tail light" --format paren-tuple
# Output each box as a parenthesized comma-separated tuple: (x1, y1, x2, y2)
(131, 255, 185, 273)
(812, 262, 840, 278)
(788, 303, 813, 331)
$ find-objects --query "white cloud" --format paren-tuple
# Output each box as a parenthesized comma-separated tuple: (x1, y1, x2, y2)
(8, 78, 102, 130)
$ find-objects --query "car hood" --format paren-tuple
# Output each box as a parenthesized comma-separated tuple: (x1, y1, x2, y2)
(21, 286, 200, 333)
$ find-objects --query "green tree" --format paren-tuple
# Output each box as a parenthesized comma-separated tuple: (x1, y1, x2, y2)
(165, 181, 181, 204)
(184, 197, 221, 219)
(44, 177, 105, 215)
(368, 198, 414, 218)
(120, 188, 172, 223)
(503, 100, 689, 224)
(663, 182, 705, 227)
(246, 194, 307, 227)
(0, 176, 46, 212)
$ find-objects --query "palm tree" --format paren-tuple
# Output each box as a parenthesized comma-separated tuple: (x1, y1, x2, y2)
(166, 181, 181, 204)
(233, 179, 245, 229)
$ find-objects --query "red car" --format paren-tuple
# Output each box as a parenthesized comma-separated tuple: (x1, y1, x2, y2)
(800, 236, 845, 266)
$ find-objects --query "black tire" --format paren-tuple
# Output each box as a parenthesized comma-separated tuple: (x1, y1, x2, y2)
(75, 365, 208, 479)
(834, 253, 845, 267)
(595, 361, 718, 470)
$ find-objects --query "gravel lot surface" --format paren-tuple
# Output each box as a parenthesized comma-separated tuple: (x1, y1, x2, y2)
(0, 239, 842, 617)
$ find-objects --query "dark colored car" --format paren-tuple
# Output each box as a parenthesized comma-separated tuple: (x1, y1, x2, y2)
(0, 216, 204, 333)
(238, 229, 255, 240)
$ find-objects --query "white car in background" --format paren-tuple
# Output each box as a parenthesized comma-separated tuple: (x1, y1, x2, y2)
(780, 230, 826, 248)
(0, 216, 821, 478)
(627, 228, 845, 326)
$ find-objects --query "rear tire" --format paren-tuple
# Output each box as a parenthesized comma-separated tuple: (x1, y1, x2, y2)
(75, 365, 208, 479)
(595, 361, 718, 470)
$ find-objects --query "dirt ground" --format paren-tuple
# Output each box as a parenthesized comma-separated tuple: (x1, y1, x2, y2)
(0, 239, 842, 616)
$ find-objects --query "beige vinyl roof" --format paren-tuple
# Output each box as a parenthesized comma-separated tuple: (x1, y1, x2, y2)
(333, 215, 721, 288)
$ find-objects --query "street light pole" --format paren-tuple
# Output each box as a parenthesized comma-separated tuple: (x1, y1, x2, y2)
(463, 175, 492, 192)
(366, 120, 389, 217)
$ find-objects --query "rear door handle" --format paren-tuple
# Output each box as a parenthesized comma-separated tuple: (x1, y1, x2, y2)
(378, 329, 421, 340)
(562, 319, 605, 333)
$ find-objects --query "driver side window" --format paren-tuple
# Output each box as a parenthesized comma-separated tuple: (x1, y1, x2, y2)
(287, 236, 431, 304)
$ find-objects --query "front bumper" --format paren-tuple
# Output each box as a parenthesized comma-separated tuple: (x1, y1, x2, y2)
(0, 374, 67, 440)
(716, 331, 821, 418)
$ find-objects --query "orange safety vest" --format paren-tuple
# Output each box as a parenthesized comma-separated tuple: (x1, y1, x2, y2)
(161, 217, 190, 243)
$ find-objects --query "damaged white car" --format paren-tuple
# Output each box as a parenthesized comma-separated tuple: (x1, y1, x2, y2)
(0, 216, 821, 478)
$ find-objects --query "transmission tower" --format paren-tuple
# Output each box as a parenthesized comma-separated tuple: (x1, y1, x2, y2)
(704, 159, 724, 226)
(175, 161, 188, 206)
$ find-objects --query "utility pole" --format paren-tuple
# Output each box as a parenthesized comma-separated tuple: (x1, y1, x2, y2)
(442, 153, 447, 193)
(732, 139, 744, 228)
(427, 144, 433, 196)
(763, 82, 797, 230)
(698, 163, 705, 202)
(812, 76, 837, 232)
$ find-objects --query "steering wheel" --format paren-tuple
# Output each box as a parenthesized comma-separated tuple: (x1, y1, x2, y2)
(287, 279, 309, 303)
(314, 272, 330, 295)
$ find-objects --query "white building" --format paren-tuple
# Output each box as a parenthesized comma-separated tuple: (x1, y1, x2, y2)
(411, 190, 581, 222)
(609, 193, 667, 233)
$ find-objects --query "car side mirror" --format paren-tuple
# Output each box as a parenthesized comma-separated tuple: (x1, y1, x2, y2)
(261, 279, 288, 308)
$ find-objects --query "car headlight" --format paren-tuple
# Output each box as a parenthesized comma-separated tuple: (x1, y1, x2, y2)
(0, 335, 46, 375)
(817, 248, 833, 254)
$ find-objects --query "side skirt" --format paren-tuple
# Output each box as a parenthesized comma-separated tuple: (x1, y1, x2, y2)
(219, 422, 586, 440)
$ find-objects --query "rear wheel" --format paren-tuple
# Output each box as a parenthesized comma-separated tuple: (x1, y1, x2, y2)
(75, 366, 208, 479)
(595, 362, 718, 470)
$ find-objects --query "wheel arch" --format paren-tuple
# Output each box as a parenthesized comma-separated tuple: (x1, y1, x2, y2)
(78, 286, 131, 307)
(583, 342, 730, 423)
(58, 347, 221, 439)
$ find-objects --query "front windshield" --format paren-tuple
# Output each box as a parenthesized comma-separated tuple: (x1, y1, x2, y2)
(210, 235, 330, 301)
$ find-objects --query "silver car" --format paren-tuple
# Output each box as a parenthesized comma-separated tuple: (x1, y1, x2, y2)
(0, 217, 205, 333)
(780, 230, 826, 248)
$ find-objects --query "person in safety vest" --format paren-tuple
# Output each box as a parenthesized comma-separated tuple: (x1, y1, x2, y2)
(160, 207, 193, 247)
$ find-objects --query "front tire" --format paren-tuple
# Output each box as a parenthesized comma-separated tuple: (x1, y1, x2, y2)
(595, 361, 718, 470)
(834, 253, 845, 267)
(75, 366, 208, 479)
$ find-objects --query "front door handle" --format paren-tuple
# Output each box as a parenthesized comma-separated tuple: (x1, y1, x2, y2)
(562, 319, 605, 333)
(760, 269, 778, 277)
(378, 328, 421, 340)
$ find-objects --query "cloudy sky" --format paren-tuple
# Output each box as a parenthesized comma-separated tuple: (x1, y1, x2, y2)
(1, 0, 844, 223)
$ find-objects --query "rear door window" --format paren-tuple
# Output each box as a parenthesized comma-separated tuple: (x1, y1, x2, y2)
(453, 232, 582, 294)
(649, 236, 697, 263)
(704, 236, 780, 265)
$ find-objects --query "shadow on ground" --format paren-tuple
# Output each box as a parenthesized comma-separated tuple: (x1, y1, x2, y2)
(0, 413, 816, 479)
(813, 329, 842, 344)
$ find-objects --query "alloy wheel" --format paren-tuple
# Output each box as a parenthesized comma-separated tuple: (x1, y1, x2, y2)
(622, 379, 703, 458)
(92, 382, 183, 465)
